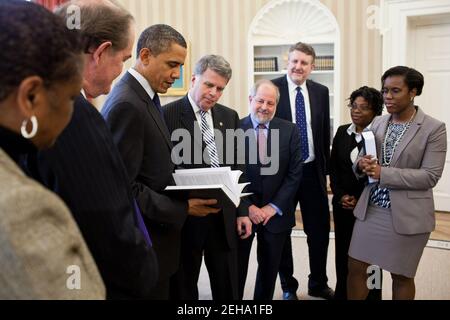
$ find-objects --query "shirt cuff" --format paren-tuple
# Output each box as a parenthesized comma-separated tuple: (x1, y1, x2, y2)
(269, 203, 283, 216)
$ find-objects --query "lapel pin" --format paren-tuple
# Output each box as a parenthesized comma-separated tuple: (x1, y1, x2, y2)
(219, 122, 223, 127)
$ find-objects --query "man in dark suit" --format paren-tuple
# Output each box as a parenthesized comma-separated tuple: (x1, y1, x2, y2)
(238, 80, 302, 300)
(102, 25, 218, 299)
(23, 0, 158, 299)
(271, 42, 334, 300)
(163, 55, 252, 300)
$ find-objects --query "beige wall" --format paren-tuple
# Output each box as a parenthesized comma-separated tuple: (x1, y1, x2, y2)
(114, 0, 382, 125)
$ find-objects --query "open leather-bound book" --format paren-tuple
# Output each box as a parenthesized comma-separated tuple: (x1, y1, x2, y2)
(164, 167, 252, 208)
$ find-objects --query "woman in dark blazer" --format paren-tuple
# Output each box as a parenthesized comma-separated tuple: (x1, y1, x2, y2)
(330, 86, 383, 300)
(348, 66, 447, 300)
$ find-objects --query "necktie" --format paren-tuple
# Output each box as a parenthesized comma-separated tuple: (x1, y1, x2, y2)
(295, 87, 310, 162)
(133, 199, 152, 247)
(257, 124, 267, 164)
(153, 93, 165, 119)
(152, 92, 170, 132)
(200, 110, 220, 168)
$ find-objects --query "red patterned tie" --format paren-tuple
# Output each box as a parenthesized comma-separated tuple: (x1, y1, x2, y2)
(258, 123, 267, 164)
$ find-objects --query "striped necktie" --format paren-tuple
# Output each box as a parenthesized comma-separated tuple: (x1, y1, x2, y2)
(200, 110, 220, 168)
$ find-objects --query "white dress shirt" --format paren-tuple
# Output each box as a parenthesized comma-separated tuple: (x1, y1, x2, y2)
(346, 122, 373, 143)
(188, 93, 215, 137)
(346, 121, 374, 163)
(128, 68, 157, 101)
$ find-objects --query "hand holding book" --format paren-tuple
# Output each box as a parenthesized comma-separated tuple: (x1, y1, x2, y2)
(188, 198, 220, 217)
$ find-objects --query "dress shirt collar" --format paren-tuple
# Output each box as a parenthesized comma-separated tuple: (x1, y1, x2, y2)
(128, 68, 156, 100)
(286, 74, 307, 94)
(347, 121, 373, 143)
(249, 113, 270, 130)
(188, 92, 212, 116)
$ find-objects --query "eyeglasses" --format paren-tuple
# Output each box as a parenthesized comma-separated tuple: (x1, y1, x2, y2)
(254, 98, 276, 107)
(347, 103, 372, 112)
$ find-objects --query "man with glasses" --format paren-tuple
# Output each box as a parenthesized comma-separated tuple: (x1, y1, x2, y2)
(237, 80, 303, 300)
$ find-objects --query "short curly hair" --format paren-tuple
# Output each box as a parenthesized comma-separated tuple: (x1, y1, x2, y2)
(0, 1, 83, 102)
(349, 86, 383, 116)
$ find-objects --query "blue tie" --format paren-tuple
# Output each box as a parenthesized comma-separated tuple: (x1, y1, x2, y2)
(153, 93, 164, 119)
(295, 87, 309, 162)
(153, 93, 170, 133)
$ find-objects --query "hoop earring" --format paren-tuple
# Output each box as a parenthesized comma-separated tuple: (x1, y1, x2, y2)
(21, 115, 38, 139)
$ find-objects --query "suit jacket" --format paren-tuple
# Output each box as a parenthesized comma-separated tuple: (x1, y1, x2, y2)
(0, 148, 105, 299)
(102, 72, 188, 279)
(354, 107, 447, 235)
(163, 95, 250, 249)
(240, 116, 303, 233)
(272, 76, 330, 191)
(25, 95, 158, 299)
(330, 124, 367, 207)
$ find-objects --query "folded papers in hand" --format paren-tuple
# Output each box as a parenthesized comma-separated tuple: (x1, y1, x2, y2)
(361, 131, 378, 184)
(164, 167, 251, 208)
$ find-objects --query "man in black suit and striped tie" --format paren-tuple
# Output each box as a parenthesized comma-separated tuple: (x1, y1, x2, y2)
(164, 55, 252, 300)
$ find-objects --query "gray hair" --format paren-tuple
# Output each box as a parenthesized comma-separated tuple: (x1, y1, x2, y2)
(194, 55, 232, 82)
(137, 24, 187, 57)
(55, 0, 134, 53)
(250, 79, 280, 104)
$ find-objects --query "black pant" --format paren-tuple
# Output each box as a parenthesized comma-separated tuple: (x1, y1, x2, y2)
(279, 162, 331, 292)
(176, 216, 239, 300)
(238, 226, 290, 300)
(175, 247, 238, 300)
(333, 204, 382, 300)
